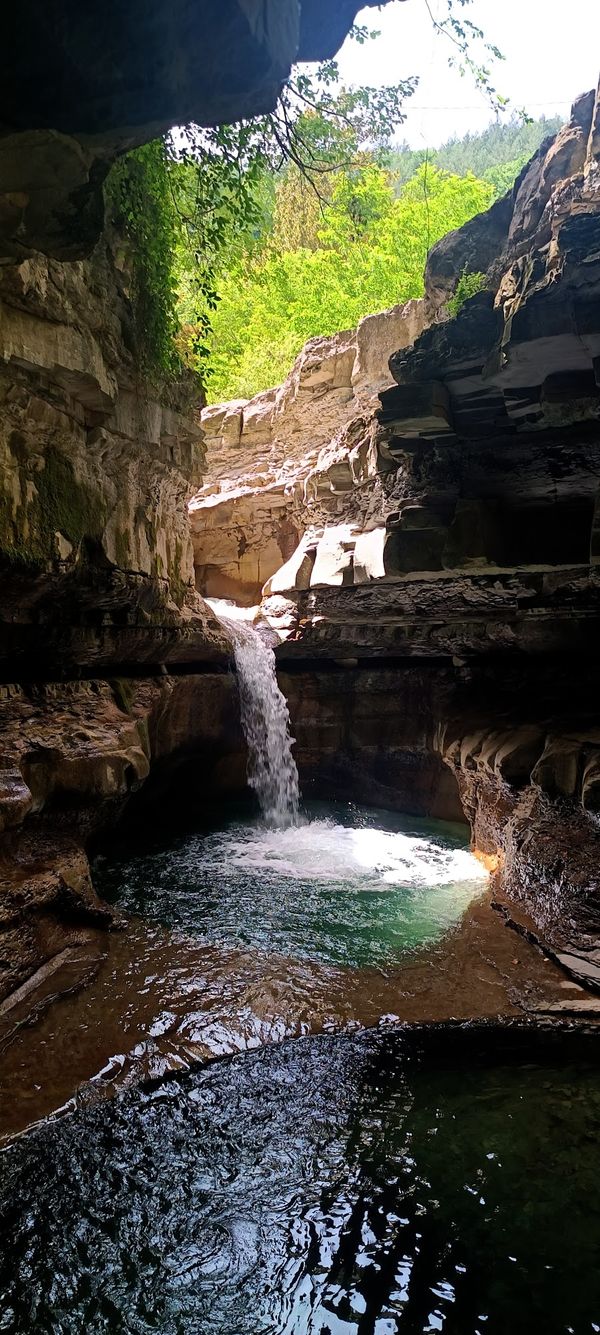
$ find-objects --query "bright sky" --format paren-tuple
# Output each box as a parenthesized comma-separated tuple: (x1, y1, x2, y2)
(336, 0, 600, 147)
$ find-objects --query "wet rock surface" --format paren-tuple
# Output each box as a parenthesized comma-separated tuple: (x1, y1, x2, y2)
(3, 77, 600, 1139)
(0, 675, 244, 1000)
(0, 889, 586, 1145)
(4, 1026, 600, 1335)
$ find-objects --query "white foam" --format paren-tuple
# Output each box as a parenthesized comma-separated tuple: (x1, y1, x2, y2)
(200, 818, 487, 891)
(208, 600, 300, 827)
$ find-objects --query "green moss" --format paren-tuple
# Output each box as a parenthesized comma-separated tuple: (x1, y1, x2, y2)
(167, 538, 189, 608)
(114, 527, 131, 570)
(0, 449, 108, 571)
(110, 678, 134, 715)
(0, 490, 44, 571)
(36, 448, 106, 548)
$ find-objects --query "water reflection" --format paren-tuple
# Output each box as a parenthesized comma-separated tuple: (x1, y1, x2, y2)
(94, 802, 486, 969)
(1, 1031, 600, 1334)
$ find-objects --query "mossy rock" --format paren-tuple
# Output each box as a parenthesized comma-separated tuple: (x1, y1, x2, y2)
(0, 449, 107, 569)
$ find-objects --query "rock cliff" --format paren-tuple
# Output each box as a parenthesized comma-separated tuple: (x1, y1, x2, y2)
(3, 23, 600, 1029)
(0, 1, 378, 1001)
(190, 301, 427, 603)
(0, 0, 385, 260)
(0, 243, 233, 677)
(191, 82, 600, 975)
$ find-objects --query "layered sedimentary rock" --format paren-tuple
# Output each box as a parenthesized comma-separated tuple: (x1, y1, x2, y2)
(190, 302, 427, 603)
(281, 661, 600, 966)
(192, 83, 600, 968)
(0, 673, 245, 1000)
(0, 1, 382, 1004)
(286, 84, 600, 964)
(4, 40, 600, 1025)
(266, 89, 600, 659)
(0, 244, 235, 677)
(0, 209, 234, 994)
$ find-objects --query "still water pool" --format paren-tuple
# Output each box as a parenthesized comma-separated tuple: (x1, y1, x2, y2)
(94, 801, 486, 969)
(1, 1031, 600, 1334)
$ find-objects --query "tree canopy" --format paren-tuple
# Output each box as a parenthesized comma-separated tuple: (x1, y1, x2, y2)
(103, 7, 563, 404)
(203, 161, 495, 402)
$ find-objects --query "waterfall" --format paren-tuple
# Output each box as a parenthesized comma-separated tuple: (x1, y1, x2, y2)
(208, 601, 300, 827)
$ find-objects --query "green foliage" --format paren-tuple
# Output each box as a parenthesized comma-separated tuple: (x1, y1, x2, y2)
(482, 155, 530, 198)
(106, 141, 184, 383)
(206, 164, 494, 402)
(446, 269, 487, 316)
(105, 59, 417, 389)
(388, 116, 563, 200)
(101, 14, 554, 405)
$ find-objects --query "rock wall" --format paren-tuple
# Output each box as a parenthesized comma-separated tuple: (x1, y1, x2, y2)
(0, 243, 235, 676)
(191, 82, 600, 966)
(3, 37, 600, 1018)
(0, 0, 382, 1008)
(281, 665, 465, 823)
(262, 84, 600, 658)
(0, 673, 245, 1000)
(190, 301, 427, 603)
(282, 659, 600, 980)
(0, 207, 235, 997)
(0, 0, 382, 260)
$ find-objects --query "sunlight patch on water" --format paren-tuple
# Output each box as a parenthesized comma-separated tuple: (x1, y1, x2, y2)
(95, 803, 488, 970)
(215, 818, 485, 890)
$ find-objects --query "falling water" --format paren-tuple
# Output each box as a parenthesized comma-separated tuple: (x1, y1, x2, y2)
(208, 601, 300, 826)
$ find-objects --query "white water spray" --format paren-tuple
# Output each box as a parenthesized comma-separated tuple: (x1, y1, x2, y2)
(208, 601, 300, 827)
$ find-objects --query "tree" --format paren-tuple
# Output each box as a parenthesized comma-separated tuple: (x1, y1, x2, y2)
(205, 164, 495, 402)
(103, 3, 522, 391)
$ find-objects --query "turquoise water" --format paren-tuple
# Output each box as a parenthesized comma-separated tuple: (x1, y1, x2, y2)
(94, 801, 487, 969)
(1, 1031, 600, 1334)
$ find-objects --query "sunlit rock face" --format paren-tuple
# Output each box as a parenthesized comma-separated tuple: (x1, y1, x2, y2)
(191, 86, 600, 961)
(189, 302, 427, 604)
(0, 244, 232, 676)
(266, 81, 600, 660)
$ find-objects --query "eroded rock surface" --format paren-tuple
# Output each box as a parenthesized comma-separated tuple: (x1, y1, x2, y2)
(0, 675, 245, 1000)
(4, 68, 600, 1113)
(191, 84, 600, 962)
(190, 302, 427, 604)
(0, 0, 391, 1025)
(0, 243, 234, 676)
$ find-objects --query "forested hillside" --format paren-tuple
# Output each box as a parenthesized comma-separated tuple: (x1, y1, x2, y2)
(199, 114, 562, 402)
(106, 94, 562, 406)
(388, 115, 563, 191)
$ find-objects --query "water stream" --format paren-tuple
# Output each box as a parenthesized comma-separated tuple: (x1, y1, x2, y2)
(96, 801, 486, 969)
(2, 1032, 600, 1334)
(209, 599, 300, 826)
(3, 605, 598, 1331)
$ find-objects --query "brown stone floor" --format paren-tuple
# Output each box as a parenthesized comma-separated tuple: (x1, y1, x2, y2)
(2, 891, 598, 1144)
